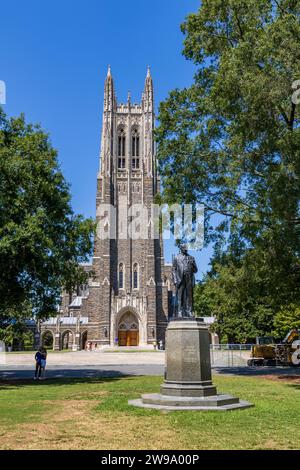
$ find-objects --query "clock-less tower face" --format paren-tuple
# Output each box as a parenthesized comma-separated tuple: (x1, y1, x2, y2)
(84, 67, 172, 348)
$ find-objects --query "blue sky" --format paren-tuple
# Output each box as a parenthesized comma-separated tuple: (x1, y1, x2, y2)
(0, 0, 213, 279)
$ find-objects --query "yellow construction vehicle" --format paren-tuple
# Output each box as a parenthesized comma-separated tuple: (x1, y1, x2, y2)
(247, 329, 300, 367)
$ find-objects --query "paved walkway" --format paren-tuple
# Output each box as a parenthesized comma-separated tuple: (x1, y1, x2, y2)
(1, 350, 165, 366)
(1, 350, 300, 380)
(0, 350, 165, 380)
(0, 364, 165, 380)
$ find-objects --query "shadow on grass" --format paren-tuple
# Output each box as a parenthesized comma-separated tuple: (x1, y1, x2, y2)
(0, 371, 134, 390)
(214, 366, 300, 377)
(284, 383, 300, 391)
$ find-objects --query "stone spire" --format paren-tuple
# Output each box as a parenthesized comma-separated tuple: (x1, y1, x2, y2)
(143, 66, 154, 112)
(104, 65, 115, 112)
(101, 66, 115, 175)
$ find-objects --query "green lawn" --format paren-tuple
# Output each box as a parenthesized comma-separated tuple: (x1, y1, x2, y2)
(0, 374, 299, 450)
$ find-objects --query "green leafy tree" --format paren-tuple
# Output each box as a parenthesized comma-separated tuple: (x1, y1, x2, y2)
(193, 281, 212, 318)
(0, 320, 34, 350)
(194, 261, 275, 342)
(0, 109, 95, 321)
(157, 0, 300, 340)
(273, 304, 300, 337)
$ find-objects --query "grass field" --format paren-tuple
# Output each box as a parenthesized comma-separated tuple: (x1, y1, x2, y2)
(0, 374, 299, 450)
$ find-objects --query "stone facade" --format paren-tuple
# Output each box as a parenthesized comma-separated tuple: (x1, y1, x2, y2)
(40, 68, 174, 349)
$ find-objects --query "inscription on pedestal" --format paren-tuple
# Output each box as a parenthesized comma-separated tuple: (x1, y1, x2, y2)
(183, 345, 199, 364)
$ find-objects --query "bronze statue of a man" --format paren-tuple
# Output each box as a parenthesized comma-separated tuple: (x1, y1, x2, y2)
(172, 243, 198, 318)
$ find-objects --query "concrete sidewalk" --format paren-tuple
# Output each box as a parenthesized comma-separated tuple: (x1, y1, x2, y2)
(0, 364, 165, 380)
(2, 350, 165, 367)
(1, 363, 299, 381)
(1, 350, 299, 381)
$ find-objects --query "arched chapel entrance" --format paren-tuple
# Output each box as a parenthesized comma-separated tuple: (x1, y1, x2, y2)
(81, 331, 88, 350)
(118, 311, 139, 347)
(61, 330, 73, 350)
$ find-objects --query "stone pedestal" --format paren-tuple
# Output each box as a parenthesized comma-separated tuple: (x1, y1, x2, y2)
(129, 318, 253, 411)
(54, 333, 60, 351)
(161, 318, 217, 397)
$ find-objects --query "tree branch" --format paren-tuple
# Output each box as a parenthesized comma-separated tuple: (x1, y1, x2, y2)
(204, 204, 236, 218)
(273, 0, 288, 15)
(278, 104, 291, 126)
(211, 32, 235, 48)
(289, 102, 296, 131)
(233, 11, 244, 40)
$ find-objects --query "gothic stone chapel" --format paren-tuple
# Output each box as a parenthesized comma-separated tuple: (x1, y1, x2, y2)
(40, 68, 173, 350)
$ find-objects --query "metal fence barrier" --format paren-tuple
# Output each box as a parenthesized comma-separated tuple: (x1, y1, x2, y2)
(0, 341, 6, 365)
(210, 344, 252, 367)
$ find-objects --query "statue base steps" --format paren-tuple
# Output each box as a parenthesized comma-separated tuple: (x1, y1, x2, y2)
(129, 393, 253, 411)
(160, 381, 217, 397)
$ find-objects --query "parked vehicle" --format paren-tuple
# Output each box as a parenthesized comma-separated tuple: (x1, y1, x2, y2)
(247, 329, 300, 367)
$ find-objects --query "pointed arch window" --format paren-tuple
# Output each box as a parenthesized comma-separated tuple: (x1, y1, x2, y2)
(118, 129, 126, 169)
(132, 263, 139, 289)
(132, 129, 140, 169)
(119, 263, 124, 289)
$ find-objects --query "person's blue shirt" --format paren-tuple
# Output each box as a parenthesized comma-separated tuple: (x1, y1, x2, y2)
(35, 351, 42, 364)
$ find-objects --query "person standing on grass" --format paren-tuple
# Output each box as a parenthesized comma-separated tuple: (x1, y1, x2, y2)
(34, 347, 43, 380)
(40, 347, 47, 380)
